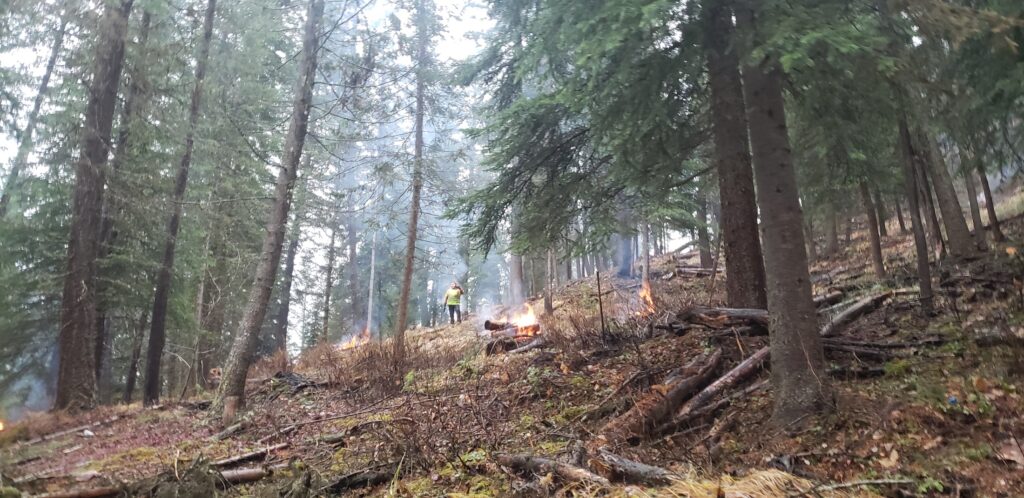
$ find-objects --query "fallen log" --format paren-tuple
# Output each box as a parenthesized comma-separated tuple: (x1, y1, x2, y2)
(828, 366, 886, 379)
(595, 350, 722, 447)
(494, 453, 610, 487)
(211, 443, 289, 468)
(211, 420, 250, 441)
(673, 346, 769, 421)
(676, 307, 768, 329)
(323, 462, 399, 492)
(813, 290, 845, 308)
(509, 337, 548, 354)
(21, 416, 121, 446)
(31, 464, 289, 498)
(484, 320, 541, 336)
(823, 343, 892, 360)
(819, 291, 891, 337)
(822, 337, 947, 349)
(589, 449, 676, 485)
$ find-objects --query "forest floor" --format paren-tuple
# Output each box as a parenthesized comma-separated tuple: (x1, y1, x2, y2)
(2, 211, 1024, 497)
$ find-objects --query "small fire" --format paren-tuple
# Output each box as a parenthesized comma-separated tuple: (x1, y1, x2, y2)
(0, 420, 5, 432)
(510, 303, 540, 336)
(339, 328, 371, 350)
(636, 280, 656, 316)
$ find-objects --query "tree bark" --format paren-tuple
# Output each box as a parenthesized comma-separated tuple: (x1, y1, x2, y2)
(975, 156, 1005, 242)
(54, 0, 134, 412)
(273, 216, 301, 354)
(894, 195, 908, 234)
(641, 223, 651, 288)
(917, 160, 945, 259)
(921, 129, 978, 257)
(321, 225, 337, 342)
(365, 232, 377, 338)
(959, 149, 987, 250)
(859, 181, 886, 279)
(825, 202, 839, 257)
(873, 189, 889, 237)
(394, 0, 429, 367)
(96, 10, 154, 406)
(346, 211, 361, 332)
(0, 12, 68, 218)
(544, 249, 555, 314)
(143, 0, 217, 406)
(214, 0, 322, 418)
(736, 3, 832, 426)
(804, 211, 817, 264)
(704, 0, 767, 309)
(122, 310, 148, 404)
(509, 253, 526, 306)
(898, 117, 934, 314)
(696, 191, 713, 269)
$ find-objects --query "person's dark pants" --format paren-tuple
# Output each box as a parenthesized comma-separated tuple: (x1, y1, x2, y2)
(448, 304, 461, 324)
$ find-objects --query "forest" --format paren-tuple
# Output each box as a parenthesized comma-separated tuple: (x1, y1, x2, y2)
(0, 0, 1023, 495)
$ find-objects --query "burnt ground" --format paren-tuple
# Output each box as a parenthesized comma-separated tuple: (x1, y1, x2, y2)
(1, 215, 1023, 497)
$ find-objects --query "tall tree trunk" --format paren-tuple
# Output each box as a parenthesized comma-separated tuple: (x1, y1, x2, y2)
(804, 214, 817, 264)
(273, 220, 300, 354)
(696, 191, 713, 269)
(143, 0, 217, 406)
(736, 4, 831, 426)
(873, 189, 889, 237)
(123, 310, 148, 404)
(959, 149, 987, 250)
(365, 232, 377, 338)
(975, 157, 1005, 242)
(509, 253, 526, 305)
(825, 202, 839, 257)
(641, 223, 651, 287)
(54, 0, 134, 412)
(703, 0, 767, 309)
(544, 249, 555, 314)
(859, 181, 886, 279)
(920, 130, 978, 257)
(898, 117, 934, 314)
(894, 195, 908, 234)
(393, 0, 429, 368)
(346, 214, 361, 332)
(917, 160, 946, 259)
(0, 13, 68, 218)
(214, 0, 322, 418)
(95, 11, 153, 402)
(321, 226, 337, 342)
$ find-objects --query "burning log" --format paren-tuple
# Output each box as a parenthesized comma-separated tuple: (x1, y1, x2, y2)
(484, 320, 541, 338)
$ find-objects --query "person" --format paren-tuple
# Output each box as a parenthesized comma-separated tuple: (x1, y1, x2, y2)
(443, 281, 464, 324)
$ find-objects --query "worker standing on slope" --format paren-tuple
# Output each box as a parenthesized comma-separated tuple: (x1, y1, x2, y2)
(443, 281, 464, 325)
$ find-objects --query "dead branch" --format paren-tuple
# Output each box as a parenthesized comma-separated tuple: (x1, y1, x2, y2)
(210, 420, 250, 441)
(494, 453, 610, 487)
(589, 449, 676, 485)
(819, 291, 892, 337)
(319, 417, 415, 445)
(211, 443, 289, 468)
(595, 350, 722, 447)
(675, 346, 769, 420)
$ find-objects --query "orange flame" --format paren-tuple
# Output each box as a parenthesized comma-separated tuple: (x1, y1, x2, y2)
(339, 328, 371, 350)
(508, 304, 540, 336)
(636, 280, 655, 316)
(0, 420, 4, 432)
